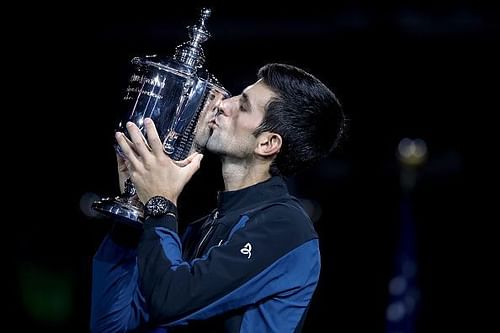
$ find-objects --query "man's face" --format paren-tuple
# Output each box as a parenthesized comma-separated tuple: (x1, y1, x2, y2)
(205, 79, 276, 159)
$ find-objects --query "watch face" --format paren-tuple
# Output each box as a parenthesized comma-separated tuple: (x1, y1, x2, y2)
(146, 196, 172, 217)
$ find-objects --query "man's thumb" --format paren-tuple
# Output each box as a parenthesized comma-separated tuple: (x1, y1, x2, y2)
(186, 153, 204, 174)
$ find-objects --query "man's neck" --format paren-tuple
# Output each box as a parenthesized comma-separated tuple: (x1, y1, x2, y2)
(221, 158, 272, 192)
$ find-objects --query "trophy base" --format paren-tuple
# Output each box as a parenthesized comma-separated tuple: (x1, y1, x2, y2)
(92, 195, 144, 228)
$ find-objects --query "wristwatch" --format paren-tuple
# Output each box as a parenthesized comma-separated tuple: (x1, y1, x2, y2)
(144, 196, 177, 218)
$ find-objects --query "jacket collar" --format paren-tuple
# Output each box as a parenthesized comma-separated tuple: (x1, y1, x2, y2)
(216, 176, 288, 216)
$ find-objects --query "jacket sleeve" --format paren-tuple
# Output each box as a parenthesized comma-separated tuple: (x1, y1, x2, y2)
(138, 206, 320, 327)
(90, 225, 150, 333)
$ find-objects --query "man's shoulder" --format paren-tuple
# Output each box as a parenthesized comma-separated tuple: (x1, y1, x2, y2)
(247, 198, 318, 239)
(249, 196, 308, 218)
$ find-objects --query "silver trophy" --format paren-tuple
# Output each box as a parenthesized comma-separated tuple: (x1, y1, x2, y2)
(92, 8, 229, 226)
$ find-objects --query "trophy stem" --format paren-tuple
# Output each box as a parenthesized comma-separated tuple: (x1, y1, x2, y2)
(92, 178, 145, 227)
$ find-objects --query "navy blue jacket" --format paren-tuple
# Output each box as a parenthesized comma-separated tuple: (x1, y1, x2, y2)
(91, 176, 321, 332)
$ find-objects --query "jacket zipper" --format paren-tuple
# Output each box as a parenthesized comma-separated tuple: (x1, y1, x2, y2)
(194, 211, 218, 258)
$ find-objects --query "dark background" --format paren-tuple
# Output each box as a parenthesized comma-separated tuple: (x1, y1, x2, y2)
(11, 1, 498, 331)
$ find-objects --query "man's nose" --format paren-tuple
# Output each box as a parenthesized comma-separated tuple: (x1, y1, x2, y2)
(217, 97, 237, 117)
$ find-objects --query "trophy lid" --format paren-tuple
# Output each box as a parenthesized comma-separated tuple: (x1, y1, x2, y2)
(173, 8, 212, 70)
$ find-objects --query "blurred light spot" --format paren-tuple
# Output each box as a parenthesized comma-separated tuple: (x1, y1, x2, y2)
(389, 276, 407, 296)
(397, 138, 428, 166)
(80, 191, 101, 218)
(386, 301, 406, 322)
(18, 262, 73, 325)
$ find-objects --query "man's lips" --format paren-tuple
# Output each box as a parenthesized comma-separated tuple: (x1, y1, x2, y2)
(208, 118, 218, 128)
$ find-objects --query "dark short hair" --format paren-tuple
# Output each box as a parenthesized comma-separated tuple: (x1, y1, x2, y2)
(254, 63, 346, 176)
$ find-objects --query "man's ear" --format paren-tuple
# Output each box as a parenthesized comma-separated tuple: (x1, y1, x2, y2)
(255, 132, 282, 157)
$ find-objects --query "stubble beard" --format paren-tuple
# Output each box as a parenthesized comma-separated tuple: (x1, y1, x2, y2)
(193, 126, 211, 153)
(205, 129, 225, 155)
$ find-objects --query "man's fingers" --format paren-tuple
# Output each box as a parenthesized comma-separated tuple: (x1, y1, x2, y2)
(115, 132, 141, 169)
(126, 122, 151, 156)
(144, 118, 164, 155)
(175, 152, 201, 167)
(183, 154, 204, 177)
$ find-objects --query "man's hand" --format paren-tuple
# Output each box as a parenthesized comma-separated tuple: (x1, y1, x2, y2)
(115, 118, 203, 205)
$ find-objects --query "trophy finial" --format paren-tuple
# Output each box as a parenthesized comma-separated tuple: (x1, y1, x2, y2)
(174, 7, 213, 69)
(200, 8, 211, 25)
